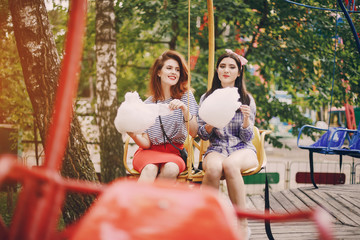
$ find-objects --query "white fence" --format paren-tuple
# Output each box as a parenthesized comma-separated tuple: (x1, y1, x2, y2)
(243, 159, 358, 195)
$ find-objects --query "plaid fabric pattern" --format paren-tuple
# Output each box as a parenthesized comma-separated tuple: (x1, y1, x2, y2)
(197, 93, 256, 157)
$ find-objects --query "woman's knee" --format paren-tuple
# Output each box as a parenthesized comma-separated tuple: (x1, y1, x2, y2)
(224, 150, 258, 173)
(222, 159, 238, 176)
(161, 162, 180, 178)
(141, 164, 158, 176)
(202, 152, 225, 181)
(204, 165, 223, 181)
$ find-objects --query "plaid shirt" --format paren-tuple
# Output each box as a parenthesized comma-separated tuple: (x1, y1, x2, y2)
(197, 93, 256, 157)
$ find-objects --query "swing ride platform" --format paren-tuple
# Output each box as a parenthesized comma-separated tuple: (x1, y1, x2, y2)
(2, 0, 358, 239)
(246, 184, 360, 239)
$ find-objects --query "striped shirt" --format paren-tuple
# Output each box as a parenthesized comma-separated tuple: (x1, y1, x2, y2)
(197, 93, 256, 157)
(145, 91, 199, 145)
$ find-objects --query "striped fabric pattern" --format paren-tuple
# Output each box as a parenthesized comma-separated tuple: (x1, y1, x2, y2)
(145, 91, 199, 145)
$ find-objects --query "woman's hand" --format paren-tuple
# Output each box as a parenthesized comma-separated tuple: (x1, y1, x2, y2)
(169, 99, 191, 121)
(205, 124, 214, 134)
(169, 99, 198, 137)
(169, 99, 186, 111)
(127, 132, 151, 149)
(240, 105, 251, 128)
(127, 132, 136, 138)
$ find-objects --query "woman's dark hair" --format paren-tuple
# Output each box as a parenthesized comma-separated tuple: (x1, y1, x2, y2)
(149, 50, 189, 102)
(204, 51, 251, 105)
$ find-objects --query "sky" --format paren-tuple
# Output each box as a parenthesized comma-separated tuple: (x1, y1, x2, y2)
(45, 0, 69, 11)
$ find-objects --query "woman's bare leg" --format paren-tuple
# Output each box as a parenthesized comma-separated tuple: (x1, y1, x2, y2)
(158, 162, 180, 181)
(138, 164, 159, 183)
(201, 151, 225, 190)
(223, 149, 258, 239)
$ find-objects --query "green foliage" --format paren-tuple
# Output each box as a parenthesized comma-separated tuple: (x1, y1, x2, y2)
(0, 1, 70, 150)
(111, 0, 359, 149)
(114, 0, 207, 99)
(0, 33, 33, 143)
(78, 1, 96, 101)
(47, 2, 68, 54)
(3, 0, 359, 150)
(47, 1, 94, 101)
(0, 0, 10, 38)
(0, 189, 18, 226)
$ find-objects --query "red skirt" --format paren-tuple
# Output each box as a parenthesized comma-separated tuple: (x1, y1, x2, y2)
(133, 143, 186, 173)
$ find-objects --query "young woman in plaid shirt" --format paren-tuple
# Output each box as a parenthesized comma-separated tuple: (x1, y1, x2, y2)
(197, 49, 257, 239)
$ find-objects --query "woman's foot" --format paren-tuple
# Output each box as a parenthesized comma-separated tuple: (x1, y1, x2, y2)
(237, 219, 250, 240)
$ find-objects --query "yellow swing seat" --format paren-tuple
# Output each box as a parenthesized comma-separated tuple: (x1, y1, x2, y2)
(188, 126, 271, 183)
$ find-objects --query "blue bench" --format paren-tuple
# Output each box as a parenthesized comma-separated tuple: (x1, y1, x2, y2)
(297, 125, 348, 188)
(330, 125, 360, 158)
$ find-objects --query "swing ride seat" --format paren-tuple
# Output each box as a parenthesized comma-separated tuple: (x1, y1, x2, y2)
(297, 125, 348, 153)
(123, 135, 195, 182)
(188, 126, 272, 183)
(330, 122, 360, 158)
(297, 125, 348, 188)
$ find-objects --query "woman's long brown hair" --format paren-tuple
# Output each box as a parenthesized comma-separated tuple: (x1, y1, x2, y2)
(149, 50, 189, 102)
(205, 52, 251, 105)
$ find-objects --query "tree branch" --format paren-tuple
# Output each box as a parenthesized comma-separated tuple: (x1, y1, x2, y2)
(245, 0, 268, 58)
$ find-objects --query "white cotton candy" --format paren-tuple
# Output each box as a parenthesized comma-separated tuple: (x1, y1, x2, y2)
(199, 87, 241, 129)
(114, 91, 173, 134)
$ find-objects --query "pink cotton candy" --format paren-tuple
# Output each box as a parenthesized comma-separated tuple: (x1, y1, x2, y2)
(199, 87, 241, 129)
(114, 91, 173, 134)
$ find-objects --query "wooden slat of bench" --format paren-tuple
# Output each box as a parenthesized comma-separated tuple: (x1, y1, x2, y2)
(289, 188, 319, 209)
(249, 221, 360, 240)
(312, 190, 360, 226)
(268, 193, 288, 213)
(333, 195, 360, 226)
(247, 185, 360, 239)
(249, 221, 319, 240)
(331, 186, 360, 207)
(271, 190, 302, 213)
(320, 184, 360, 193)
(246, 197, 257, 211)
(278, 189, 311, 212)
(301, 188, 356, 226)
(248, 194, 265, 212)
(339, 194, 360, 213)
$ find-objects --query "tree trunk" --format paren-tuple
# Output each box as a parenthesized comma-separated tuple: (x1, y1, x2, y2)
(9, 0, 98, 225)
(96, 0, 125, 183)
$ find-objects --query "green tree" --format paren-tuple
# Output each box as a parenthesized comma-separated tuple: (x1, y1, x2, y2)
(241, 0, 359, 136)
(96, 0, 125, 182)
(0, 0, 33, 149)
(9, 0, 97, 225)
(114, 0, 204, 98)
(113, 0, 359, 148)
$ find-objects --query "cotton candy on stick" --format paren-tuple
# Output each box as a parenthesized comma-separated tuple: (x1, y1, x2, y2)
(114, 91, 173, 134)
(199, 87, 241, 129)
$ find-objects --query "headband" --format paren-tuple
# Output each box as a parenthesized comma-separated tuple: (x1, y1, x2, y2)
(225, 49, 248, 66)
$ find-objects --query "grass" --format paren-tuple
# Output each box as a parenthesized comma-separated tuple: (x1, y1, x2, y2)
(0, 187, 18, 226)
(0, 187, 67, 231)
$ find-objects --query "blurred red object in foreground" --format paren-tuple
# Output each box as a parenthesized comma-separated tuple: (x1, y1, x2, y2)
(0, 155, 333, 240)
(72, 180, 239, 240)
